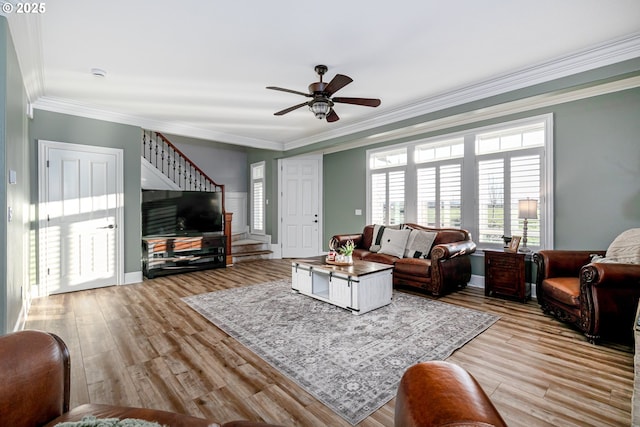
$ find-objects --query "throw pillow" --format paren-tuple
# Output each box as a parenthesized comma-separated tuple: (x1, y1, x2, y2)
(378, 228, 411, 258)
(605, 228, 640, 264)
(404, 229, 438, 259)
(369, 224, 400, 252)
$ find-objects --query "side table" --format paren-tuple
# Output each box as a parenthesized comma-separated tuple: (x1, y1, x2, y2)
(484, 249, 531, 302)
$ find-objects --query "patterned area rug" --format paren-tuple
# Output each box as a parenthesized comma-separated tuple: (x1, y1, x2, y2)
(182, 279, 499, 425)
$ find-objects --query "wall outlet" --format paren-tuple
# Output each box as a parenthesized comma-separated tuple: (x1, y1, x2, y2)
(355, 209, 362, 216)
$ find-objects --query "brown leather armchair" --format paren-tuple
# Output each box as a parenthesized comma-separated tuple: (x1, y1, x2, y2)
(395, 361, 507, 427)
(0, 330, 278, 427)
(534, 250, 640, 343)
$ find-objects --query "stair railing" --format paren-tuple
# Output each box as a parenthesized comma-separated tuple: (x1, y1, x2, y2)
(142, 130, 225, 211)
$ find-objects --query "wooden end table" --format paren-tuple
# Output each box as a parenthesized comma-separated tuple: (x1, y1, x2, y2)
(484, 249, 531, 302)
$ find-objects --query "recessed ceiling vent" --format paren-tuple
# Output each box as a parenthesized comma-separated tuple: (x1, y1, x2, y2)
(91, 68, 107, 78)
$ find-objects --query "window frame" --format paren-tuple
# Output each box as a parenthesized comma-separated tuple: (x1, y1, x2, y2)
(250, 161, 266, 235)
(366, 113, 554, 250)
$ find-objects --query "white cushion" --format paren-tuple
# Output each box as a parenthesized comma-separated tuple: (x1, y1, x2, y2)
(378, 228, 411, 258)
(605, 228, 640, 264)
(369, 224, 400, 252)
(404, 229, 438, 259)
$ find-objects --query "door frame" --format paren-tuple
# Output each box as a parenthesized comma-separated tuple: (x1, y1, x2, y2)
(277, 155, 323, 258)
(37, 140, 125, 296)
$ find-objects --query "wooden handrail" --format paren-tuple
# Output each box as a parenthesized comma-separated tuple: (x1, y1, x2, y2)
(154, 132, 224, 191)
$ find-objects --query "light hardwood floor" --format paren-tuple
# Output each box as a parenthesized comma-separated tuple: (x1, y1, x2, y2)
(25, 259, 633, 426)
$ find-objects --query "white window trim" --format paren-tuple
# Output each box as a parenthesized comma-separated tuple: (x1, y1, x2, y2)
(366, 113, 554, 249)
(250, 161, 266, 235)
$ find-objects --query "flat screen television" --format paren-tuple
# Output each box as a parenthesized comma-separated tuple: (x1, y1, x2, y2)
(142, 190, 223, 237)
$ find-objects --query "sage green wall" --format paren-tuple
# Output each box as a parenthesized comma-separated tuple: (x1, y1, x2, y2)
(1, 17, 29, 334)
(29, 110, 142, 278)
(324, 149, 368, 236)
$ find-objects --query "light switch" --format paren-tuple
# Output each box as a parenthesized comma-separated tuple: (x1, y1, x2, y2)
(355, 209, 362, 216)
(9, 170, 16, 184)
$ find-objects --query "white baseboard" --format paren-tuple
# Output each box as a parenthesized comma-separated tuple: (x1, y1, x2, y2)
(124, 271, 143, 285)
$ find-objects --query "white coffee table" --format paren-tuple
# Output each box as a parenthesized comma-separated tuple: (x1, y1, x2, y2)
(291, 256, 394, 315)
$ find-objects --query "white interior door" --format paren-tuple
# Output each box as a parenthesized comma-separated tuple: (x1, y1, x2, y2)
(279, 156, 322, 258)
(39, 141, 123, 295)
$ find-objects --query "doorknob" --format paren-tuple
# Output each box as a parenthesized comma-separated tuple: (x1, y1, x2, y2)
(98, 224, 115, 229)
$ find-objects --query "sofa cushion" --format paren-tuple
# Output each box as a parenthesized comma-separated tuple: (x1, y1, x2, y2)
(404, 229, 437, 259)
(379, 228, 411, 258)
(395, 257, 431, 276)
(369, 224, 400, 252)
(362, 252, 400, 265)
(542, 277, 580, 307)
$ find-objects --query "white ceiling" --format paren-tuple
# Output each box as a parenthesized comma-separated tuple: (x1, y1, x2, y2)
(4, 0, 640, 151)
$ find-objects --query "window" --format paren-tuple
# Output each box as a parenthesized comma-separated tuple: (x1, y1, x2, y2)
(371, 170, 405, 225)
(250, 161, 265, 234)
(367, 115, 552, 250)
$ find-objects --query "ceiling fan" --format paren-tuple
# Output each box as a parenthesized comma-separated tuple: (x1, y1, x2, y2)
(266, 65, 381, 122)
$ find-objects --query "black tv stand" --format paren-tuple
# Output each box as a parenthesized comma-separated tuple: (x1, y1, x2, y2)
(142, 233, 225, 279)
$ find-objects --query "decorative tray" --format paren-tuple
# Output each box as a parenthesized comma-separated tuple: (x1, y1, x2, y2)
(325, 258, 353, 266)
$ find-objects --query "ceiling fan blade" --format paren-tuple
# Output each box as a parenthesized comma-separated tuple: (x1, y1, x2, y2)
(274, 101, 310, 116)
(332, 97, 381, 107)
(266, 86, 312, 97)
(326, 109, 340, 122)
(324, 74, 353, 95)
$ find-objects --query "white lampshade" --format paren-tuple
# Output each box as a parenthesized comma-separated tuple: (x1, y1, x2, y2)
(310, 100, 330, 119)
(518, 199, 538, 220)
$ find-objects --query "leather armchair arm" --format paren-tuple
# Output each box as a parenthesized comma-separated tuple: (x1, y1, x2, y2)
(581, 262, 640, 289)
(580, 262, 640, 343)
(0, 330, 70, 427)
(431, 240, 477, 261)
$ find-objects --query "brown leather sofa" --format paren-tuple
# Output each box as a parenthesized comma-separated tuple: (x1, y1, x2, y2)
(395, 361, 507, 427)
(534, 250, 640, 343)
(1, 330, 506, 427)
(332, 224, 476, 296)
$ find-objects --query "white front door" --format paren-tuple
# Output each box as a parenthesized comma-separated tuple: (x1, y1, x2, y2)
(279, 156, 322, 258)
(39, 141, 124, 295)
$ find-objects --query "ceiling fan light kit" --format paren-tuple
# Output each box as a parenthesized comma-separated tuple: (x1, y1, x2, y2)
(310, 99, 331, 119)
(267, 64, 381, 122)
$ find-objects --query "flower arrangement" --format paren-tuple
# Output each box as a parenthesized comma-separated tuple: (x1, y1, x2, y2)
(339, 239, 355, 257)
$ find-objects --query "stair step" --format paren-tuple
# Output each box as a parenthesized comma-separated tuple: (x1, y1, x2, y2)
(232, 239, 270, 255)
(232, 250, 272, 263)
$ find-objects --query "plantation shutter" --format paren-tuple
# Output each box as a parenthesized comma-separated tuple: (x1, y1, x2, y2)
(478, 159, 505, 244)
(388, 170, 405, 225)
(510, 154, 541, 246)
(251, 162, 265, 234)
(417, 167, 436, 226)
(371, 173, 387, 224)
(440, 164, 461, 228)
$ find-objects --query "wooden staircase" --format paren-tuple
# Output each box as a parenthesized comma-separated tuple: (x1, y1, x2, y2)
(231, 232, 272, 264)
(141, 130, 275, 265)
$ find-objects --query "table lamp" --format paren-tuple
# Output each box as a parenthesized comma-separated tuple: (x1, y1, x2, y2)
(518, 198, 538, 252)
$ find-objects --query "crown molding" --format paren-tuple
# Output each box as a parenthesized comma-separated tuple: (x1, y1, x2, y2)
(32, 97, 286, 151)
(284, 32, 640, 152)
